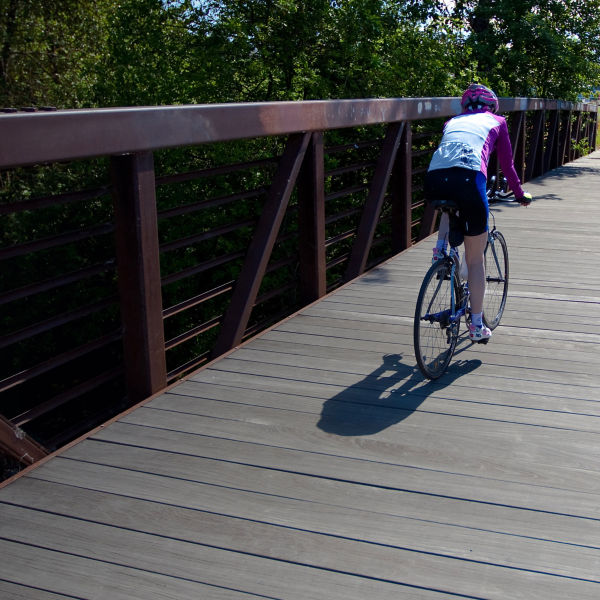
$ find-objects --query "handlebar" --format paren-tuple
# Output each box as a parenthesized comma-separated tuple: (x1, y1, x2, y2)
(487, 175, 515, 202)
(488, 175, 532, 206)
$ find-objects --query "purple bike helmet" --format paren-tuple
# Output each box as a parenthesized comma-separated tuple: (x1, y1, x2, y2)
(461, 84, 499, 113)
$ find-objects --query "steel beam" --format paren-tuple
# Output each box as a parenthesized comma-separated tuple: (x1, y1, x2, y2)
(297, 132, 326, 304)
(344, 121, 405, 281)
(212, 133, 311, 356)
(111, 152, 167, 402)
(391, 122, 413, 253)
(0, 415, 48, 466)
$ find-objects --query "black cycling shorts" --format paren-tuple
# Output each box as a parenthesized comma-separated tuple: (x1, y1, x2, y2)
(424, 167, 489, 237)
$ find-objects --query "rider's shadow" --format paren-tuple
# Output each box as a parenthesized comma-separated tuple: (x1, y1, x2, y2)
(317, 353, 481, 437)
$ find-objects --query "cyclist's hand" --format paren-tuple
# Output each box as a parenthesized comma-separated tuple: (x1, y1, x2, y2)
(517, 192, 532, 206)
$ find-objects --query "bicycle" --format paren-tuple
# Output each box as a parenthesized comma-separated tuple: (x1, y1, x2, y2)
(413, 179, 510, 379)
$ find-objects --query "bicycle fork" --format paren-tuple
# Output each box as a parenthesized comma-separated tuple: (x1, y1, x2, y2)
(424, 257, 468, 342)
(486, 235, 505, 284)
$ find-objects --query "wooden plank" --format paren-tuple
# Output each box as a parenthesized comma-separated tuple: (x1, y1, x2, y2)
(0, 537, 261, 600)
(111, 401, 600, 502)
(142, 391, 600, 465)
(270, 314, 600, 355)
(248, 334, 600, 375)
(0, 580, 78, 600)
(169, 362, 600, 421)
(175, 367, 600, 428)
(277, 308, 598, 361)
(3, 460, 599, 595)
(303, 300, 598, 336)
(335, 279, 600, 306)
(199, 358, 600, 408)
(195, 337, 598, 393)
(0, 486, 483, 600)
(86, 421, 600, 521)
(192, 353, 596, 407)
(312, 294, 600, 328)
(206, 347, 600, 391)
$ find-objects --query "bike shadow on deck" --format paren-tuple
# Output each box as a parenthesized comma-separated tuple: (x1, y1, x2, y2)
(317, 349, 481, 437)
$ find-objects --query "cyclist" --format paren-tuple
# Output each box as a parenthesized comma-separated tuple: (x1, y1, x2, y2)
(425, 83, 532, 342)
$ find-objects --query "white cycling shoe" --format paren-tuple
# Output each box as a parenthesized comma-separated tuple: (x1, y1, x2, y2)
(432, 247, 444, 264)
(469, 323, 492, 342)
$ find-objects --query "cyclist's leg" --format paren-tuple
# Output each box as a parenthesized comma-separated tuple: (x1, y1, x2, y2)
(464, 231, 488, 315)
(458, 171, 490, 339)
(436, 212, 450, 250)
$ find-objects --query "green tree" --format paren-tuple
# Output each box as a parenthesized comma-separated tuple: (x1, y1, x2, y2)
(454, 0, 600, 99)
(195, 0, 473, 101)
(0, 0, 114, 107)
(195, 0, 333, 101)
(93, 0, 202, 106)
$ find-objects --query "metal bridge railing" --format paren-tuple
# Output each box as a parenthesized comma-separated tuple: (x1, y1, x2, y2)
(1, 97, 597, 466)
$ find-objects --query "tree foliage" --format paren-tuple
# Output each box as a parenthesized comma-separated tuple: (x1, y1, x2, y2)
(0, 0, 114, 107)
(2, 0, 599, 108)
(454, 0, 600, 99)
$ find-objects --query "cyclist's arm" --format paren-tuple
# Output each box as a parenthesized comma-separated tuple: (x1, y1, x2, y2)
(495, 119, 525, 198)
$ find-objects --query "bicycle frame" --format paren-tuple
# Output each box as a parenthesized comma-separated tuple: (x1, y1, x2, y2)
(422, 253, 468, 328)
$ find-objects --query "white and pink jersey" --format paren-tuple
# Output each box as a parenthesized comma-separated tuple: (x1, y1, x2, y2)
(428, 110, 524, 198)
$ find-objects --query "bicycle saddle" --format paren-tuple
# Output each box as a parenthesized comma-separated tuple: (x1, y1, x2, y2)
(428, 198, 459, 212)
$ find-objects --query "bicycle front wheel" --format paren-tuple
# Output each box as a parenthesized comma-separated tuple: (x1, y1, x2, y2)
(483, 230, 509, 330)
(414, 260, 461, 379)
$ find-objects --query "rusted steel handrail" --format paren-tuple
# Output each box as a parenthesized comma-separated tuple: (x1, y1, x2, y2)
(0, 97, 598, 467)
(1, 97, 596, 168)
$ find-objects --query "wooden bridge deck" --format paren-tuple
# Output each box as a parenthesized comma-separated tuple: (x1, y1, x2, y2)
(2, 151, 600, 599)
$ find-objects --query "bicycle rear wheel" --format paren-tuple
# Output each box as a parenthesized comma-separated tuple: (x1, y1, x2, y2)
(414, 260, 461, 379)
(483, 230, 509, 330)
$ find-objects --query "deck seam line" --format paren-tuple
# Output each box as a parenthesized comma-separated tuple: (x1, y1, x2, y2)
(0, 536, 490, 600)
(94, 422, 600, 497)
(3, 505, 598, 589)
(52, 450, 600, 520)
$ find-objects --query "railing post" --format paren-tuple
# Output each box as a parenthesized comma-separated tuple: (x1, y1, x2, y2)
(212, 132, 311, 357)
(344, 121, 405, 281)
(572, 111, 582, 159)
(391, 121, 413, 253)
(297, 132, 326, 304)
(509, 111, 526, 183)
(525, 110, 545, 181)
(584, 112, 593, 153)
(545, 109, 560, 172)
(111, 151, 167, 402)
(559, 111, 572, 165)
